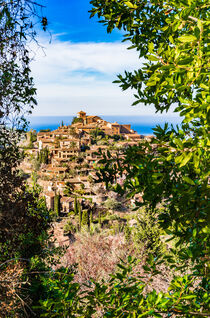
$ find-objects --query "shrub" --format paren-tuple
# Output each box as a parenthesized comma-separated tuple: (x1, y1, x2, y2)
(63, 221, 76, 236)
(124, 225, 132, 242)
(133, 208, 165, 255)
(104, 198, 122, 211)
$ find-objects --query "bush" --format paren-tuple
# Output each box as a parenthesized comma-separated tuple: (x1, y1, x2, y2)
(104, 198, 122, 211)
(124, 225, 132, 242)
(63, 221, 76, 236)
(133, 208, 165, 255)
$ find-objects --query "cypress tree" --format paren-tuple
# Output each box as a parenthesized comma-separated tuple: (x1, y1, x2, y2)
(74, 197, 78, 215)
(98, 211, 101, 226)
(78, 201, 82, 230)
(90, 211, 93, 224)
(81, 210, 88, 227)
(54, 194, 61, 217)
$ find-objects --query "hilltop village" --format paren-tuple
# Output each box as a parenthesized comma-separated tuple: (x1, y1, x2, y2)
(21, 111, 152, 214)
(19, 111, 167, 285)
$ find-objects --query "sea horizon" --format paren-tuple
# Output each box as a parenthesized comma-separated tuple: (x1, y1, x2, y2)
(27, 115, 182, 136)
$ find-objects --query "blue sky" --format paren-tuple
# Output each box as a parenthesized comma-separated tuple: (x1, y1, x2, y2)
(44, 0, 122, 43)
(30, 1, 178, 118)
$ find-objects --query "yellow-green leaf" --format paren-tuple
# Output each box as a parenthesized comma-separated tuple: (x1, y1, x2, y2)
(179, 152, 192, 167)
(183, 176, 195, 185)
(124, 1, 137, 9)
(200, 83, 209, 90)
(178, 35, 197, 42)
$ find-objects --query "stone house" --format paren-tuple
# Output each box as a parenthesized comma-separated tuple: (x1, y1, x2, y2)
(61, 197, 74, 213)
(44, 191, 55, 210)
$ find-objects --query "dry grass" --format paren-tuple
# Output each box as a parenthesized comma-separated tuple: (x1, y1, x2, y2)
(64, 232, 137, 284)
(0, 262, 28, 317)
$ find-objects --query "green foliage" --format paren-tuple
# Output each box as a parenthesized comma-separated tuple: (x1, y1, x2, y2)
(133, 208, 165, 255)
(35, 256, 210, 317)
(98, 211, 101, 226)
(26, 131, 35, 148)
(81, 210, 89, 227)
(71, 117, 83, 125)
(63, 221, 76, 236)
(0, 185, 50, 262)
(39, 129, 51, 132)
(90, 127, 105, 139)
(90, 0, 210, 316)
(38, 147, 49, 164)
(124, 224, 132, 241)
(74, 197, 82, 215)
(112, 134, 124, 141)
(0, 1, 43, 127)
(104, 198, 122, 211)
(90, 211, 93, 224)
(35, 268, 82, 317)
(78, 201, 82, 230)
(54, 194, 61, 217)
(64, 182, 74, 196)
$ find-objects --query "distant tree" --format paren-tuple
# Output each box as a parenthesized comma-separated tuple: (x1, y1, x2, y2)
(74, 197, 78, 214)
(27, 131, 33, 149)
(81, 210, 89, 227)
(90, 128, 105, 139)
(54, 194, 61, 216)
(98, 211, 102, 226)
(39, 147, 49, 164)
(64, 182, 74, 196)
(90, 211, 93, 224)
(104, 198, 121, 211)
(69, 126, 78, 137)
(40, 129, 51, 132)
(70, 141, 76, 149)
(71, 117, 83, 125)
(63, 221, 76, 236)
(78, 201, 82, 230)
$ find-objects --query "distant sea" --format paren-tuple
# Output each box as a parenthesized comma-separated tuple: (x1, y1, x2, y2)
(27, 116, 182, 136)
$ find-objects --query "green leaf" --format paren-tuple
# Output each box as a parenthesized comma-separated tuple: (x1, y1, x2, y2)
(148, 42, 154, 53)
(181, 295, 196, 299)
(147, 55, 159, 61)
(146, 81, 156, 86)
(178, 35, 197, 42)
(200, 83, 209, 90)
(175, 154, 184, 164)
(138, 310, 154, 317)
(179, 152, 192, 167)
(174, 138, 183, 148)
(197, 19, 202, 31)
(124, 1, 137, 9)
(183, 176, 195, 185)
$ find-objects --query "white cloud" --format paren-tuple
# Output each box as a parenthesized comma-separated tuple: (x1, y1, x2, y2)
(30, 37, 177, 117)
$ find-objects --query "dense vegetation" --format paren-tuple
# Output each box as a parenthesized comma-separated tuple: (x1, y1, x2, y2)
(89, 0, 210, 316)
(0, 1, 53, 316)
(0, 0, 209, 317)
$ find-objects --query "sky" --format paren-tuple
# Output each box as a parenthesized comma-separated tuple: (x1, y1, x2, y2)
(30, 0, 178, 118)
